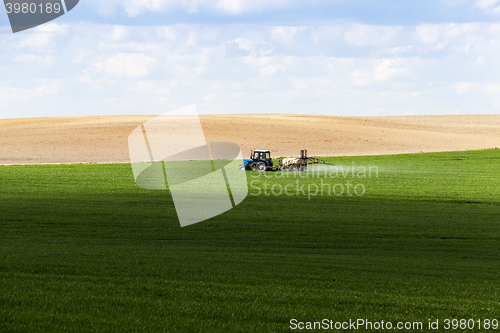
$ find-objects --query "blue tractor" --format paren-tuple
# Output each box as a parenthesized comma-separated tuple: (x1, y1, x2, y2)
(240, 149, 274, 171)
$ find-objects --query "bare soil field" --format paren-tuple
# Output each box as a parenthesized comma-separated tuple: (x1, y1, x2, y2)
(0, 114, 499, 165)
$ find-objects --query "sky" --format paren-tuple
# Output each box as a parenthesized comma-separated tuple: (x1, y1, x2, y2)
(1, 0, 500, 118)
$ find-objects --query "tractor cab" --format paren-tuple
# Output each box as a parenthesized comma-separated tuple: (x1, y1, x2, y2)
(241, 149, 274, 171)
(251, 150, 271, 161)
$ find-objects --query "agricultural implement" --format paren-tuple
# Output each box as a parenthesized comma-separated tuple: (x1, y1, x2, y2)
(240, 149, 333, 171)
(279, 150, 334, 171)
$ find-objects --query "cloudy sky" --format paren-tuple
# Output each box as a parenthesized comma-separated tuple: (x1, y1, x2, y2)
(1, 0, 500, 118)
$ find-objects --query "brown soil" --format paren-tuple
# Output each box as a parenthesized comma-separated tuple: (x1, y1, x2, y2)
(1, 114, 499, 165)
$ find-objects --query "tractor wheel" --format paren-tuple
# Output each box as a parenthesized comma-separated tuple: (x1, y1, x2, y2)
(255, 162, 267, 172)
(249, 163, 257, 171)
(299, 165, 306, 172)
(239, 165, 246, 171)
(289, 165, 298, 172)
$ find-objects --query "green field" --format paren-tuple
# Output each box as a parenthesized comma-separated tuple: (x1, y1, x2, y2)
(1, 150, 499, 332)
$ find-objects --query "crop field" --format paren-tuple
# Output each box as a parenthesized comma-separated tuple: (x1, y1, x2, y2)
(1, 150, 500, 332)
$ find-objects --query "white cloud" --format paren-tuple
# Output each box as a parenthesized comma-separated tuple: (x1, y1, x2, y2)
(348, 58, 412, 86)
(390, 45, 417, 54)
(203, 94, 216, 101)
(121, 0, 179, 17)
(17, 33, 55, 49)
(344, 24, 402, 47)
(234, 38, 254, 51)
(485, 82, 500, 94)
(259, 64, 286, 76)
(290, 77, 331, 90)
(73, 48, 96, 64)
(78, 69, 115, 88)
(4, 21, 500, 117)
(217, 0, 245, 15)
(476, 0, 500, 9)
(127, 80, 172, 96)
(416, 24, 441, 44)
(157, 26, 177, 40)
(95, 53, 157, 78)
(441, 0, 468, 7)
(219, 0, 295, 14)
(15, 55, 54, 66)
(107, 25, 130, 42)
(243, 55, 290, 77)
(271, 26, 307, 44)
(455, 82, 471, 94)
(15, 23, 68, 51)
(0, 80, 60, 101)
(87, 0, 296, 17)
(475, 0, 500, 13)
(474, 56, 485, 65)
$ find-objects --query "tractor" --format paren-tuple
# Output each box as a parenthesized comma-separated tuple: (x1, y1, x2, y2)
(240, 149, 274, 171)
(240, 149, 333, 172)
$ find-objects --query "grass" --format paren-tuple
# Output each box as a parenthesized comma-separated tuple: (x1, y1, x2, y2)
(0, 149, 499, 332)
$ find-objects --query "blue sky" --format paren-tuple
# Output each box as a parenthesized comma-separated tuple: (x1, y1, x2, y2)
(1, 0, 500, 118)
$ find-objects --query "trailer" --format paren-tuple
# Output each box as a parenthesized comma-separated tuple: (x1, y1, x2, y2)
(279, 150, 333, 171)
